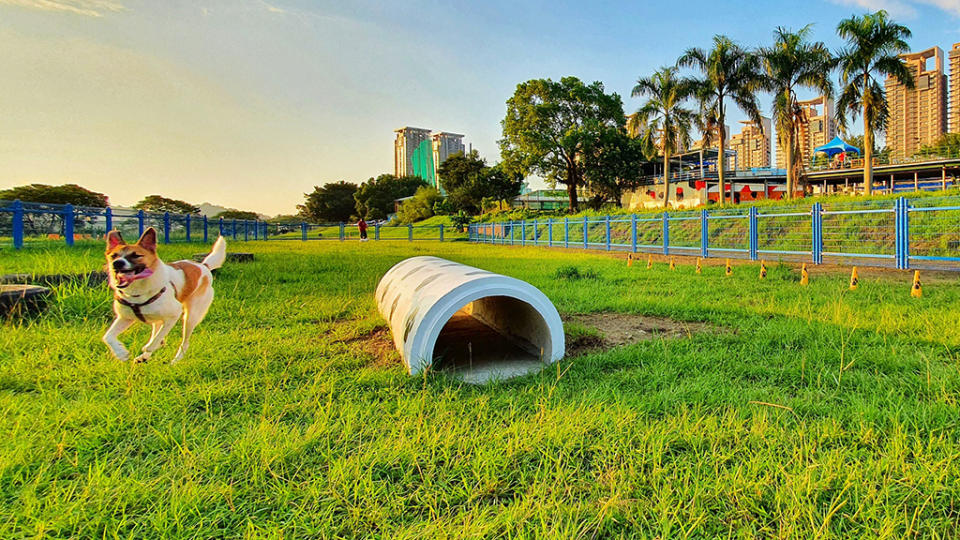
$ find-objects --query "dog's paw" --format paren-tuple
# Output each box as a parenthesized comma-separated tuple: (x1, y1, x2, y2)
(133, 353, 151, 364)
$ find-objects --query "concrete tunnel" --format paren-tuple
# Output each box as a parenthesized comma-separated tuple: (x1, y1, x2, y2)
(375, 256, 565, 382)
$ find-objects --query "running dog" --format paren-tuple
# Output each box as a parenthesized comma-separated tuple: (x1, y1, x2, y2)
(102, 227, 226, 363)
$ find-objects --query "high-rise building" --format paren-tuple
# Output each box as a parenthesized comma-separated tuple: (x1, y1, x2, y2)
(949, 43, 960, 133)
(776, 96, 835, 168)
(394, 127, 467, 188)
(729, 118, 771, 169)
(886, 47, 947, 158)
(431, 132, 465, 189)
(394, 127, 433, 180)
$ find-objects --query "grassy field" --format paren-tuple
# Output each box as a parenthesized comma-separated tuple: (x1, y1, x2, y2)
(2, 239, 960, 538)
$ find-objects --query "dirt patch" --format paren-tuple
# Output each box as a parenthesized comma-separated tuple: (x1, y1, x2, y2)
(564, 313, 717, 356)
(339, 327, 397, 368)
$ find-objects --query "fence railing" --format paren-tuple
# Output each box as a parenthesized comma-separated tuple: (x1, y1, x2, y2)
(468, 196, 960, 270)
(0, 200, 462, 249)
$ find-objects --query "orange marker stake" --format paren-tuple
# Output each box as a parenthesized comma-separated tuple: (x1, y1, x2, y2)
(695, 257, 702, 274)
(759, 260, 767, 279)
(800, 263, 809, 286)
(911, 270, 922, 298)
(849, 267, 859, 290)
(669, 256, 676, 270)
(647, 255, 653, 269)
(627, 253, 633, 267)
(725, 259, 732, 276)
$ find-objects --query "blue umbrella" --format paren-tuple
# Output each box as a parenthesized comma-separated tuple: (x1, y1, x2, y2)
(814, 136, 861, 157)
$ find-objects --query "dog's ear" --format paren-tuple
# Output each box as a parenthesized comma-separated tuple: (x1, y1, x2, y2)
(137, 227, 158, 252)
(106, 230, 124, 251)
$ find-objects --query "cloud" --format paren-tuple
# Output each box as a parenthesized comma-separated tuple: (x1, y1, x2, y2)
(830, 0, 960, 17)
(260, 1, 285, 14)
(0, 0, 125, 16)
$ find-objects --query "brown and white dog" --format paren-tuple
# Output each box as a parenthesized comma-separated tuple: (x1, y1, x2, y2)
(102, 227, 226, 363)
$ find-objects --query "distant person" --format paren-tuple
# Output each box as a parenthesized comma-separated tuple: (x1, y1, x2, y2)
(357, 218, 368, 241)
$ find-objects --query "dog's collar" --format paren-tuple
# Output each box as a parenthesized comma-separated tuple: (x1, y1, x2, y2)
(115, 286, 167, 322)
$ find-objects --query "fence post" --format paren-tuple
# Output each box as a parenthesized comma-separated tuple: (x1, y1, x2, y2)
(105, 206, 113, 234)
(138, 210, 145, 237)
(439, 224, 444, 242)
(203, 216, 208, 242)
(811, 202, 822, 264)
(564, 218, 569, 248)
(631, 214, 637, 253)
(547, 218, 553, 247)
(64, 204, 75, 246)
(604, 216, 610, 251)
(662, 212, 669, 255)
(521, 220, 526, 246)
(302, 222, 307, 241)
(895, 197, 910, 270)
(12, 200, 23, 249)
(185, 214, 191, 242)
(230, 219, 236, 240)
(263, 222, 269, 240)
(408, 224, 413, 242)
(218, 217, 224, 237)
(583, 216, 588, 249)
(701, 209, 708, 258)
(749, 207, 758, 261)
(376, 223, 381, 240)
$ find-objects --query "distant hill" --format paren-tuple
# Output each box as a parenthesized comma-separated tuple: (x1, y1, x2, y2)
(198, 202, 268, 220)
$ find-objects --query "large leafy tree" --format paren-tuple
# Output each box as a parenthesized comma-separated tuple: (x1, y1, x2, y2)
(583, 130, 647, 208)
(297, 181, 359, 222)
(353, 174, 426, 220)
(835, 10, 913, 195)
(500, 77, 626, 212)
(0, 183, 108, 207)
(482, 163, 524, 210)
(134, 195, 200, 214)
(760, 25, 835, 199)
(678, 35, 764, 206)
(438, 151, 487, 213)
(632, 66, 698, 208)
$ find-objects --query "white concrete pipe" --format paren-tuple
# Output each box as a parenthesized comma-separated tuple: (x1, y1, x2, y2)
(376, 256, 565, 382)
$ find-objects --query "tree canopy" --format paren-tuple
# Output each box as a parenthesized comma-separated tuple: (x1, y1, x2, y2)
(396, 187, 443, 224)
(133, 195, 200, 214)
(354, 174, 426, 220)
(0, 183, 108, 207)
(438, 151, 523, 213)
(298, 181, 359, 223)
(500, 76, 626, 212)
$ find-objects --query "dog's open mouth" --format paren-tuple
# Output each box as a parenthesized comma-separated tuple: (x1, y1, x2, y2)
(114, 267, 153, 288)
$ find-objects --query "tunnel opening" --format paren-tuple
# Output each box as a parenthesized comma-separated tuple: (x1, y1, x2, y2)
(431, 295, 552, 383)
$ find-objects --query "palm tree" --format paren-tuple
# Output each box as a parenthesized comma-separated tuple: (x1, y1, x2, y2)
(835, 10, 913, 195)
(760, 25, 835, 199)
(632, 67, 698, 208)
(678, 35, 764, 206)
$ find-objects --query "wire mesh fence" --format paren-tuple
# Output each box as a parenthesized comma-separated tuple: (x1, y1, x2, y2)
(470, 196, 960, 271)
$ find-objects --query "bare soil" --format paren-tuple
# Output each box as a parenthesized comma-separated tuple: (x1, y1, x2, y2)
(564, 313, 718, 356)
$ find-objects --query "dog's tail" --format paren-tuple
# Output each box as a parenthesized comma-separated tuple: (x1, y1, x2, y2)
(202, 235, 227, 271)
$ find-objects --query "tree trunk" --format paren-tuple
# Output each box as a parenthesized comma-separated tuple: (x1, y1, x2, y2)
(863, 104, 873, 196)
(718, 129, 727, 207)
(785, 130, 795, 200)
(662, 154, 671, 209)
(566, 168, 579, 213)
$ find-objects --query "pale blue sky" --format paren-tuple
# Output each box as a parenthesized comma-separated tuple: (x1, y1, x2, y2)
(0, 0, 958, 214)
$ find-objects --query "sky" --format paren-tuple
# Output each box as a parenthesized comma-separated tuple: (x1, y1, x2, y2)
(0, 0, 958, 215)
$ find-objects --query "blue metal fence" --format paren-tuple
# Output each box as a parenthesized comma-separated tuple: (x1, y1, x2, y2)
(0, 200, 457, 249)
(469, 196, 960, 270)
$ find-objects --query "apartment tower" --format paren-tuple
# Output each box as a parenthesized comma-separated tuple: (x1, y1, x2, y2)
(729, 118, 771, 169)
(394, 127, 433, 179)
(950, 43, 960, 133)
(431, 132, 465, 189)
(776, 96, 835, 168)
(885, 47, 947, 158)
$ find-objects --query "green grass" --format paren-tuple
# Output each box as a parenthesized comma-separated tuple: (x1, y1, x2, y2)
(2, 240, 960, 537)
